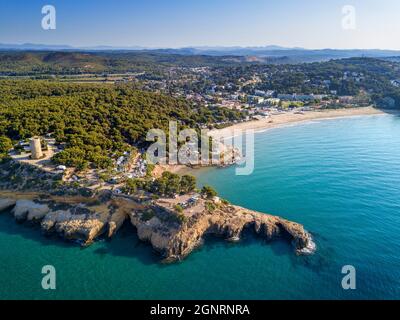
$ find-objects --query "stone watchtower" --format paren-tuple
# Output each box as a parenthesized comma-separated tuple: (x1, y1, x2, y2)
(30, 137, 43, 160)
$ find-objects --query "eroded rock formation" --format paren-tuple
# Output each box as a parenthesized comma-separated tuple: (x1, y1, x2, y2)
(0, 192, 314, 262)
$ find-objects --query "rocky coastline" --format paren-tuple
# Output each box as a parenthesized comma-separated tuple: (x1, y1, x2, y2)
(0, 158, 314, 262)
(0, 190, 313, 262)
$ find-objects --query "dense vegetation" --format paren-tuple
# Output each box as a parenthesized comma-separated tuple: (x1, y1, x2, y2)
(0, 80, 245, 167)
(123, 171, 197, 197)
(122, 172, 218, 202)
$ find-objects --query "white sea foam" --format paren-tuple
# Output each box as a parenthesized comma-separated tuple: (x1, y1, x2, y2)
(298, 233, 317, 255)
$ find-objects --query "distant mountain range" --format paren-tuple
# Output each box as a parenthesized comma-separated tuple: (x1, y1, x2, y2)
(0, 43, 147, 51)
(1, 43, 400, 63)
(149, 47, 400, 63)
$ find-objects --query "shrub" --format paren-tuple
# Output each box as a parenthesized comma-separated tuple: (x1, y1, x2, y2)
(221, 198, 230, 205)
(141, 209, 155, 222)
(205, 201, 216, 212)
(174, 204, 184, 213)
(123, 178, 138, 195)
(0, 136, 13, 155)
(177, 213, 187, 224)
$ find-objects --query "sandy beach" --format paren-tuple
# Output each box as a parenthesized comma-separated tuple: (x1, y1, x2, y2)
(152, 163, 188, 177)
(153, 107, 389, 176)
(208, 107, 385, 138)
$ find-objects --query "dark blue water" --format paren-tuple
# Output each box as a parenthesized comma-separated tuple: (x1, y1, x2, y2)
(1, 114, 399, 299)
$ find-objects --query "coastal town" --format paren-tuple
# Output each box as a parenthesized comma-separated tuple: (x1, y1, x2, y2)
(109, 64, 382, 126)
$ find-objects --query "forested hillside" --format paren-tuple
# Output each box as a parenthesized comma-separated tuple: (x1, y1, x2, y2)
(0, 80, 245, 168)
(0, 51, 245, 75)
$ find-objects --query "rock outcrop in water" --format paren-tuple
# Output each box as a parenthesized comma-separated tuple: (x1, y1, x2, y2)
(0, 191, 314, 262)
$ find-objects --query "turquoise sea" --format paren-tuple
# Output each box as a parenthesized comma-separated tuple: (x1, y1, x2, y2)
(1, 114, 400, 300)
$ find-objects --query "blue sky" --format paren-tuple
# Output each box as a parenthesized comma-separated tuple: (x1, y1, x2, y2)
(0, 0, 399, 49)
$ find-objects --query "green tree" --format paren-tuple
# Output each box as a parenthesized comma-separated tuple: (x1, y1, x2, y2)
(163, 172, 181, 196)
(146, 163, 155, 177)
(179, 174, 197, 194)
(123, 178, 138, 195)
(201, 185, 217, 199)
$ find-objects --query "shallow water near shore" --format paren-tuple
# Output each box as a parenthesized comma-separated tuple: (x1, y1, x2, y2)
(1, 114, 400, 299)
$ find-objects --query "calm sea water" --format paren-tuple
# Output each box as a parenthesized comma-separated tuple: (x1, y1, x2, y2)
(1, 114, 400, 300)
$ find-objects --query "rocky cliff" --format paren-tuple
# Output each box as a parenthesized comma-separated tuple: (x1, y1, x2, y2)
(0, 191, 314, 262)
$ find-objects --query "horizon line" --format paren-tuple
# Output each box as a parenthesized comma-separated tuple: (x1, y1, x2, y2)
(1, 42, 400, 52)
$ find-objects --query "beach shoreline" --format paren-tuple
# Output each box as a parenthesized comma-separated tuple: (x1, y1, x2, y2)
(208, 107, 386, 138)
(154, 107, 393, 176)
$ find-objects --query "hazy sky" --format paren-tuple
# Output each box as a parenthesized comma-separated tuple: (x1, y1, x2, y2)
(0, 0, 399, 49)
